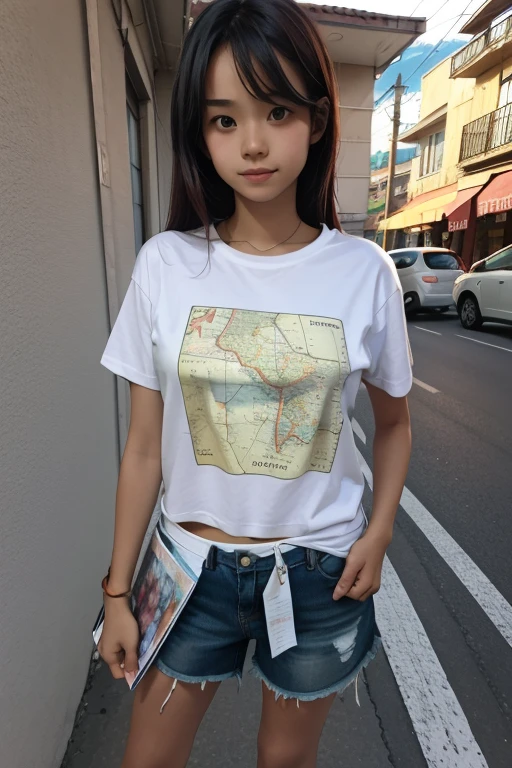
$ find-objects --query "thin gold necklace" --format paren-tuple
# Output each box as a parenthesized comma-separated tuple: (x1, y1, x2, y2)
(224, 219, 304, 253)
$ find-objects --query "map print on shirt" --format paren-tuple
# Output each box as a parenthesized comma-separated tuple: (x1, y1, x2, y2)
(178, 307, 351, 479)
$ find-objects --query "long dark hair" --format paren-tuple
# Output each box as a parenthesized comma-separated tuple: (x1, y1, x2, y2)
(165, 0, 341, 235)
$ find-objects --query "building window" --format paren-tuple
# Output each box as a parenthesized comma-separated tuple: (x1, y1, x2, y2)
(126, 76, 146, 256)
(499, 74, 512, 108)
(419, 130, 445, 176)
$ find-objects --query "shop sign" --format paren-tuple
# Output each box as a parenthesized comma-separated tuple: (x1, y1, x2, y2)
(448, 219, 468, 232)
(478, 194, 512, 216)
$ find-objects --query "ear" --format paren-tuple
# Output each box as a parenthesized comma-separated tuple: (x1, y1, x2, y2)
(310, 97, 330, 145)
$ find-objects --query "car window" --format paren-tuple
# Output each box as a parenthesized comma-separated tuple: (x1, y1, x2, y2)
(483, 247, 512, 271)
(423, 252, 461, 270)
(391, 251, 418, 269)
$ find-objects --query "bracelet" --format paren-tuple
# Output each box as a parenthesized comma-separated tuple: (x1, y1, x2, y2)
(102, 567, 132, 599)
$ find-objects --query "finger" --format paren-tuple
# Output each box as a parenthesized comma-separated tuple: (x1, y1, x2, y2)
(357, 582, 381, 601)
(108, 663, 126, 680)
(347, 581, 373, 601)
(124, 650, 139, 675)
(333, 563, 361, 600)
(102, 649, 124, 668)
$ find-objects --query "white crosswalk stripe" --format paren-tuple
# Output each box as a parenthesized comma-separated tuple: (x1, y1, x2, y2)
(357, 447, 512, 648)
(353, 425, 494, 767)
(377, 558, 488, 768)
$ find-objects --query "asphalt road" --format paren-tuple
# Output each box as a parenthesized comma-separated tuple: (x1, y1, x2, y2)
(62, 310, 512, 768)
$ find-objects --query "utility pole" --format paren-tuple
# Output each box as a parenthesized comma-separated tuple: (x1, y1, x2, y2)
(382, 74, 406, 251)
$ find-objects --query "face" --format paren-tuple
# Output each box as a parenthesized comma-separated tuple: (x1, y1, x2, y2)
(202, 45, 328, 204)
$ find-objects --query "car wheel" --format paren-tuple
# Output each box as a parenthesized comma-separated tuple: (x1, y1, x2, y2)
(459, 295, 482, 330)
(404, 292, 420, 316)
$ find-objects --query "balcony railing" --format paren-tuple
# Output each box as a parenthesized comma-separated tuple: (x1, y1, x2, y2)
(460, 103, 512, 162)
(451, 14, 512, 76)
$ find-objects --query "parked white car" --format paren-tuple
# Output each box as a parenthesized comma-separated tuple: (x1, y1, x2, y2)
(453, 244, 512, 330)
(388, 248, 465, 314)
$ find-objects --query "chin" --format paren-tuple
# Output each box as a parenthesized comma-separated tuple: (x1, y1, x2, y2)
(232, 181, 293, 204)
(238, 190, 285, 204)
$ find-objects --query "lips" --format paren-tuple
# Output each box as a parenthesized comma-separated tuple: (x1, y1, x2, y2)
(240, 168, 276, 176)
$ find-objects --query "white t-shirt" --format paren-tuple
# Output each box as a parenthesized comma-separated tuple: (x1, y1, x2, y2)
(101, 223, 413, 556)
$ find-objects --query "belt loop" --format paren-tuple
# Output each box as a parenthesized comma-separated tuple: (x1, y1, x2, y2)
(204, 545, 218, 570)
(306, 548, 318, 570)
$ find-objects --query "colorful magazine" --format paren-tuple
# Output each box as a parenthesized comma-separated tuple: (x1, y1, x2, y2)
(92, 520, 206, 689)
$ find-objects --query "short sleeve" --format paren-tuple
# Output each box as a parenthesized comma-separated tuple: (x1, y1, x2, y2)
(100, 246, 160, 391)
(362, 287, 413, 397)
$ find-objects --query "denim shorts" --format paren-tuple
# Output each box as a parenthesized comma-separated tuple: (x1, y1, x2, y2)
(154, 523, 382, 704)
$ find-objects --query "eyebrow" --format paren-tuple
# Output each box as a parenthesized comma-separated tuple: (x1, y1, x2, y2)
(205, 99, 235, 107)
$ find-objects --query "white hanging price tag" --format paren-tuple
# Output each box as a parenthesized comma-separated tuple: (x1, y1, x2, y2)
(263, 545, 297, 658)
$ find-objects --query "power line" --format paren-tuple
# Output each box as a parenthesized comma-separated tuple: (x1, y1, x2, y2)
(409, 0, 427, 17)
(401, 0, 476, 89)
(374, 1, 475, 108)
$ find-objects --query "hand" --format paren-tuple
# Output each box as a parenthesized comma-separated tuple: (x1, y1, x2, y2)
(333, 531, 389, 602)
(98, 598, 140, 680)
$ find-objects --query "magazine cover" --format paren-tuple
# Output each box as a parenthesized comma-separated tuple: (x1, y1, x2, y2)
(92, 521, 204, 690)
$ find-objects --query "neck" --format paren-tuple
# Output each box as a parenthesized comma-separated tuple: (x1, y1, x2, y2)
(226, 183, 300, 246)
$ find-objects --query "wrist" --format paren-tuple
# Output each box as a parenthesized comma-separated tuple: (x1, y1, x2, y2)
(104, 592, 131, 606)
(102, 567, 132, 598)
(363, 522, 393, 548)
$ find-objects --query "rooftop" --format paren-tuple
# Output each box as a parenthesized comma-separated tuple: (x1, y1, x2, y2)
(460, 0, 512, 36)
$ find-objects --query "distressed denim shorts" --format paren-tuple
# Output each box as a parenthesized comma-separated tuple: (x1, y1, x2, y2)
(154, 523, 382, 704)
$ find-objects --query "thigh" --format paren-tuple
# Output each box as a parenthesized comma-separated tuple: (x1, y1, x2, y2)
(121, 665, 221, 768)
(156, 559, 249, 682)
(257, 683, 336, 768)
(253, 553, 381, 699)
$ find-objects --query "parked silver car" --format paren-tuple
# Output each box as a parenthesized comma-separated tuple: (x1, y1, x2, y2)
(388, 248, 466, 314)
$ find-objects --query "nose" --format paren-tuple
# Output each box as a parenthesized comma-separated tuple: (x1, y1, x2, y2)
(241, 120, 269, 160)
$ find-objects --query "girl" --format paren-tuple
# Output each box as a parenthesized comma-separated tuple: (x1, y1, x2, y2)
(98, 0, 413, 766)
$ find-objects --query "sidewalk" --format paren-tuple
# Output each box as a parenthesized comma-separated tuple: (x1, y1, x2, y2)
(61, 644, 395, 767)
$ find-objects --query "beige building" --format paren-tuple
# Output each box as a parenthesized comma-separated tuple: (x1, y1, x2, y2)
(380, 0, 512, 265)
(0, 2, 423, 766)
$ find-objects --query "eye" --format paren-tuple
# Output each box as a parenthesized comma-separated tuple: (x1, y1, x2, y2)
(213, 115, 236, 129)
(269, 107, 291, 122)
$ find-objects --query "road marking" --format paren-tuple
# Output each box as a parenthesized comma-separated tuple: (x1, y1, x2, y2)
(351, 418, 366, 445)
(414, 326, 442, 335)
(376, 559, 488, 768)
(455, 334, 512, 353)
(357, 449, 512, 649)
(413, 377, 440, 394)
(359, 456, 489, 767)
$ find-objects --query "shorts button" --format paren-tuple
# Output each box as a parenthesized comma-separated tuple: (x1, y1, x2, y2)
(240, 556, 251, 567)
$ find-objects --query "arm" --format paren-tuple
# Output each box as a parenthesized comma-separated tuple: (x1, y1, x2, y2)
(99, 382, 164, 678)
(107, 383, 164, 592)
(333, 380, 411, 601)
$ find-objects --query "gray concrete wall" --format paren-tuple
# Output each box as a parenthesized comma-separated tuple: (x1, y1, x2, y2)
(0, 1, 167, 766)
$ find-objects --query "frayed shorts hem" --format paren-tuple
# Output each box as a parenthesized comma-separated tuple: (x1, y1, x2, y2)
(154, 658, 242, 688)
(249, 633, 382, 703)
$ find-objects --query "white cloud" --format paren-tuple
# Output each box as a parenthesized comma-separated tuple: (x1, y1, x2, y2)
(370, 92, 422, 153)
